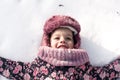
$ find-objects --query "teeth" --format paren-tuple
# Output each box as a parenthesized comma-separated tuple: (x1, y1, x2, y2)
(57, 45, 68, 49)
(60, 47, 65, 48)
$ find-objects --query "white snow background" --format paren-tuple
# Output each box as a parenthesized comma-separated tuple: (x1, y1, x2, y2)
(0, 0, 120, 80)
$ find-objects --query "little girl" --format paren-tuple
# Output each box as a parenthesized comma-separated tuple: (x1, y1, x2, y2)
(0, 15, 120, 80)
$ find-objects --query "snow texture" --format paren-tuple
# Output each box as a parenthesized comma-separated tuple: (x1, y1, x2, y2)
(0, 0, 120, 80)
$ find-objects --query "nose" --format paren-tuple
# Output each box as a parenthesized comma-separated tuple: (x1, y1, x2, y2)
(60, 40, 65, 43)
(60, 37, 65, 43)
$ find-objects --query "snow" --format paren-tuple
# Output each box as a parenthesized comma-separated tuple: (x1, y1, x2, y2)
(0, 0, 120, 79)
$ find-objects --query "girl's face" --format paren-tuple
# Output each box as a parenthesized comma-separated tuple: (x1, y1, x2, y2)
(50, 28, 74, 49)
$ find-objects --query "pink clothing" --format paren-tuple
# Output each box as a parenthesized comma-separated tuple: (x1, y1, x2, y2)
(41, 15, 81, 48)
(0, 46, 120, 80)
(38, 46, 89, 66)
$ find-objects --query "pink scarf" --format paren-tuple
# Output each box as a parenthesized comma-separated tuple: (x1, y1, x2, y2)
(38, 46, 89, 66)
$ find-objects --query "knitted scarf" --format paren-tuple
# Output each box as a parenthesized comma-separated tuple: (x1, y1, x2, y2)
(38, 46, 89, 66)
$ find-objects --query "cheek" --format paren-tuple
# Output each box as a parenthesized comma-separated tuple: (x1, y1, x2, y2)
(50, 40, 57, 48)
(69, 42, 74, 48)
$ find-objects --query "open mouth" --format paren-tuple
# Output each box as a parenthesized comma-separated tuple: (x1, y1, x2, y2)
(57, 45, 68, 49)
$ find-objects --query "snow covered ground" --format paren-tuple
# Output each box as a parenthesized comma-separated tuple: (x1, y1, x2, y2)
(0, 0, 120, 79)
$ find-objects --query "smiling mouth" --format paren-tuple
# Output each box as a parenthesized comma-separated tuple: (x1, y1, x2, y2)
(58, 45, 68, 49)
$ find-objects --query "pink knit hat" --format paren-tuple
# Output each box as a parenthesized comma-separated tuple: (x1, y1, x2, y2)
(41, 15, 81, 48)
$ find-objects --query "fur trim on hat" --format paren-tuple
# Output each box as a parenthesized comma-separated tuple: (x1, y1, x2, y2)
(41, 15, 81, 48)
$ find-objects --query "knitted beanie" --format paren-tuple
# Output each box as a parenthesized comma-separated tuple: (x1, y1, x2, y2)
(41, 15, 81, 48)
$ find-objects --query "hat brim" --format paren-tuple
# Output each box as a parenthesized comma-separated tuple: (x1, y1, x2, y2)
(60, 26, 78, 35)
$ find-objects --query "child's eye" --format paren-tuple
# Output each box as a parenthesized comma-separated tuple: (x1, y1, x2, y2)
(66, 37, 72, 40)
(54, 37, 60, 40)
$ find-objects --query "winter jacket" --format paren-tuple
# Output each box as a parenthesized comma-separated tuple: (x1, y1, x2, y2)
(0, 46, 120, 80)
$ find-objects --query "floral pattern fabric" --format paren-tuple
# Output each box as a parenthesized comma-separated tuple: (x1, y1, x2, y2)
(0, 56, 120, 80)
